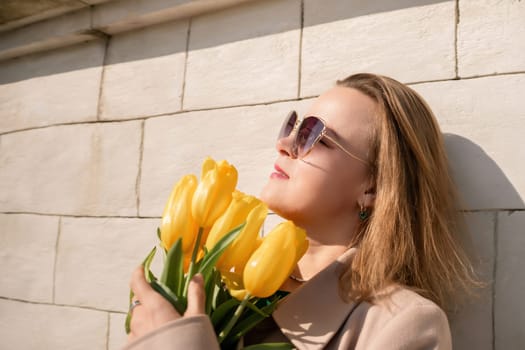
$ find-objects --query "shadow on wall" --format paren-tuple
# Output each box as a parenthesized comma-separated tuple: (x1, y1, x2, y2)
(445, 134, 524, 211)
(444, 134, 524, 350)
(0, 0, 448, 84)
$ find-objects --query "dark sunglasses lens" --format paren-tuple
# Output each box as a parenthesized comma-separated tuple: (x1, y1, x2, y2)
(278, 111, 297, 140)
(297, 117, 325, 157)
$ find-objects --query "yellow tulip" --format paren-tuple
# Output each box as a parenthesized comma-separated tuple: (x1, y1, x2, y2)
(192, 157, 238, 228)
(159, 174, 198, 252)
(220, 202, 267, 272)
(205, 191, 268, 272)
(221, 270, 248, 300)
(205, 191, 258, 249)
(206, 191, 268, 272)
(243, 221, 308, 298)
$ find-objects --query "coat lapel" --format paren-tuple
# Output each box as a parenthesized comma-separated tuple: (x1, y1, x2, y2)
(273, 248, 359, 350)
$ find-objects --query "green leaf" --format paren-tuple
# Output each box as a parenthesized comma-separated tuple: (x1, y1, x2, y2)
(125, 311, 132, 334)
(205, 269, 222, 315)
(210, 297, 240, 327)
(157, 227, 161, 241)
(226, 298, 281, 346)
(150, 279, 187, 314)
(160, 238, 184, 297)
(142, 246, 157, 283)
(242, 343, 294, 350)
(126, 247, 156, 334)
(197, 223, 245, 278)
(211, 271, 229, 310)
(124, 288, 134, 334)
(243, 299, 271, 317)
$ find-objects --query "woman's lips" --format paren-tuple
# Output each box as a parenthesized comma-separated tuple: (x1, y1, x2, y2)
(270, 164, 289, 179)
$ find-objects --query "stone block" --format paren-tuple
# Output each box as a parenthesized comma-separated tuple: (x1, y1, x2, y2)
(92, 0, 257, 34)
(412, 75, 525, 210)
(0, 121, 141, 216)
(0, 298, 107, 350)
(84, 0, 113, 4)
(183, 0, 300, 109)
(0, 40, 105, 133)
(0, 214, 58, 303)
(139, 99, 314, 216)
(109, 312, 128, 350)
(0, 8, 97, 61)
(495, 211, 525, 349)
(449, 212, 495, 350)
(0, 0, 86, 33)
(100, 21, 187, 120)
(458, 0, 525, 77)
(55, 217, 161, 312)
(301, 0, 455, 97)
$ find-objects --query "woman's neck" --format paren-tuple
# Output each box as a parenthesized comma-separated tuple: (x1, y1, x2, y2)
(293, 214, 359, 281)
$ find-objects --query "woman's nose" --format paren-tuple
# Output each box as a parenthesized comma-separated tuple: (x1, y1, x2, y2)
(276, 133, 296, 159)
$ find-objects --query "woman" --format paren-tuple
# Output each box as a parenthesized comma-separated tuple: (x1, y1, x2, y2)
(125, 73, 477, 349)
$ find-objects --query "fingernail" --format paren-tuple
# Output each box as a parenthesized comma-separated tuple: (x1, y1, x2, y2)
(192, 273, 203, 284)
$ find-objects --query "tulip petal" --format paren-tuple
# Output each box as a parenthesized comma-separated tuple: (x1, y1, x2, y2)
(197, 223, 245, 281)
(200, 157, 217, 180)
(243, 221, 308, 298)
(205, 191, 260, 253)
(160, 174, 198, 252)
(223, 202, 268, 272)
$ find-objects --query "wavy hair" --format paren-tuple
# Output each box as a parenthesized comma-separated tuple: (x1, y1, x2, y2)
(338, 73, 478, 309)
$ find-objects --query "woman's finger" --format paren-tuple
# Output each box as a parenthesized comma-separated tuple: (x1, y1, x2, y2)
(185, 273, 206, 317)
(129, 265, 157, 301)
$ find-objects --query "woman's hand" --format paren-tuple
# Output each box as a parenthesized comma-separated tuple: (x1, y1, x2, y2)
(126, 266, 206, 344)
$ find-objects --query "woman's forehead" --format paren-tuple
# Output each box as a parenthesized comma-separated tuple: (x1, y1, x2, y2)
(307, 86, 376, 134)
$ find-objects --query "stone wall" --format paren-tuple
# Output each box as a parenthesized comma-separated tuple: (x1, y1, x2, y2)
(0, 0, 524, 349)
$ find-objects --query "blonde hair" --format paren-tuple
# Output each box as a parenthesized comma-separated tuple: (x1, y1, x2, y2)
(338, 73, 477, 309)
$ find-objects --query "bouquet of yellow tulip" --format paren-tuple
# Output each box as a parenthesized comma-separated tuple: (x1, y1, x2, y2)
(125, 157, 308, 349)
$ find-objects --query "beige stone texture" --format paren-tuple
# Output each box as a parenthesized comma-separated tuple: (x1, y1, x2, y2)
(262, 212, 286, 237)
(1, 0, 524, 348)
(55, 217, 161, 312)
(449, 212, 494, 350)
(0, 298, 107, 350)
(495, 211, 525, 349)
(301, 0, 455, 97)
(0, 214, 58, 302)
(0, 0, 86, 32)
(0, 8, 98, 61)
(183, 0, 300, 109)
(0, 121, 141, 216)
(109, 312, 128, 350)
(100, 21, 188, 120)
(0, 40, 105, 133)
(139, 99, 313, 217)
(412, 74, 525, 210)
(92, 0, 257, 34)
(458, 0, 525, 77)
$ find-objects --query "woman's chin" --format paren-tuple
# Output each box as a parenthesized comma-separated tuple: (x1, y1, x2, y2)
(260, 183, 306, 224)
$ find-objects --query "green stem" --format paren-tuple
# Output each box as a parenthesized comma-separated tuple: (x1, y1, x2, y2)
(183, 227, 204, 298)
(218, 294, 251, 344)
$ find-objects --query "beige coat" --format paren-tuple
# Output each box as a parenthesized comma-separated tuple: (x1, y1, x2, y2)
(124, 248, 452, 350)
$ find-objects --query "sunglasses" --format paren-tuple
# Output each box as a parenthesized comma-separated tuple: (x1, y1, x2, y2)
(278, 111, 369, 165)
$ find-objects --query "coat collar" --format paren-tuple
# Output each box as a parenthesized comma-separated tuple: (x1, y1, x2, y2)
(273, 248, 360, 350)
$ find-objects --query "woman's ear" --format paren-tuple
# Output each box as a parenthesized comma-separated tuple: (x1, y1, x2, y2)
(357, 188, 376, 209)
(357, 176, 376, 208)
(362, 188, 376, 209)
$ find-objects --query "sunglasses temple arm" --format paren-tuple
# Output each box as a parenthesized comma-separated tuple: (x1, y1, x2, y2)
(324, 135, 369, 165)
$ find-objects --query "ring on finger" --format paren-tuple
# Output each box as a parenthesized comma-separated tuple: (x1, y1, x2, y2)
(129, 300, 141, 313)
